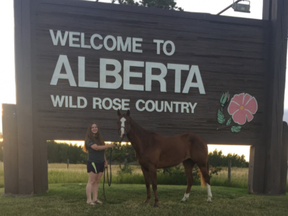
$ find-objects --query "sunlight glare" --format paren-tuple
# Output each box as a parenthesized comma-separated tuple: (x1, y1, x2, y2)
(53, 140, 129, 147)
(208, 144, 250, 162)
(53, 140, 250, 162)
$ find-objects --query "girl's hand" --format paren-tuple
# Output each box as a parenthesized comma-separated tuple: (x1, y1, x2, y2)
(105, 161, 108, 168)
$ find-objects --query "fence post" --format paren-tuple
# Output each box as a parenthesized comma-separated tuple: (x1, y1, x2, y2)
(228, 160, 231, 182)
(67, 159, 69, 169)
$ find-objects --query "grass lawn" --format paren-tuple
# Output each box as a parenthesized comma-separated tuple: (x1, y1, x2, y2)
(1, 184, 288, 216)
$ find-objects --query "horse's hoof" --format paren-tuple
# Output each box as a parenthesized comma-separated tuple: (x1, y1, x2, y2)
(207, 198, 212, 203)
(180, 199, 186, 202)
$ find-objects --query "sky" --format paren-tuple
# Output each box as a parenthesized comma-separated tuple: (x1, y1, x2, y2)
(0, 0, 286, 162)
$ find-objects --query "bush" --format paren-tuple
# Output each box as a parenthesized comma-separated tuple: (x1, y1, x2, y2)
(117, 164, 133, 175)
(106, 143, 136, 164)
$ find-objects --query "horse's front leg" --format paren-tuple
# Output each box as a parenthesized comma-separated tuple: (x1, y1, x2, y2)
(149, 166, 158, 207)
(141, 165, 151, 203)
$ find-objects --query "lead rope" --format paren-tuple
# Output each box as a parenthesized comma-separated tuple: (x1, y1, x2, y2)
(103, 147, 112, 201)
(103, 139, 122, 201)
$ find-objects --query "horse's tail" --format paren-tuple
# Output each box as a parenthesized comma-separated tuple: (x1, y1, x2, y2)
(198, 162, 209, 187)
(199, 169, 206, 187)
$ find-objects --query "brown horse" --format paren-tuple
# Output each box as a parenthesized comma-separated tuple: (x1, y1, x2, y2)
(117, 110, 212, 207)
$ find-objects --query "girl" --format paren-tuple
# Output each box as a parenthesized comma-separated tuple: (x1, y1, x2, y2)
(84, 123, 115, 205)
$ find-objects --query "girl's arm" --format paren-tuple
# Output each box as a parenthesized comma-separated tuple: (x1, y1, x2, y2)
(90, 143, 115, 151)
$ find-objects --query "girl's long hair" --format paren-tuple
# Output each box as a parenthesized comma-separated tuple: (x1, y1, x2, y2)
(83, 123, 105, 152)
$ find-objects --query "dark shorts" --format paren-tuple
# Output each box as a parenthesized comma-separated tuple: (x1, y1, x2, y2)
(87, 161, 104, 174)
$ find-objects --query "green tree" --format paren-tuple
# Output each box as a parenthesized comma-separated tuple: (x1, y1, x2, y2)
(47, 140, 88, 164)
(208, 149, 248, 167)
(113, 0, 183, 11)
(208, 149, 224, 167)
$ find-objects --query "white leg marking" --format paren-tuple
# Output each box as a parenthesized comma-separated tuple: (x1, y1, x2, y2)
(207, 184, 212, 203)
(180, 193, 190, 202)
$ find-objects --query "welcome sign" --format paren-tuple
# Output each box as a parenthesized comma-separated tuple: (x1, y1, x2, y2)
(26, 0, 269, 144)
(49, 29, 202, 114)
(8, 0, 287, 196)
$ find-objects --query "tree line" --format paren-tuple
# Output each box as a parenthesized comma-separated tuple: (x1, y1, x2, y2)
(0, 140, 248, 168)
(113, 0, 183, 11)
(47, 141, 88, 164)
(208, 149, 249, 167)
(106, 144, 249, 167)
(47, 141, 249, 167)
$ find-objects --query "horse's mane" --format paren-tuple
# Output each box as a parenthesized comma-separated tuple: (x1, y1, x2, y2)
(129, 116, 156, 144)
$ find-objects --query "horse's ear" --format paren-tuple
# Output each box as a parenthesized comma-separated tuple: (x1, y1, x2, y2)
(117, 110, 121, 116)
(127, 109, 130, 116)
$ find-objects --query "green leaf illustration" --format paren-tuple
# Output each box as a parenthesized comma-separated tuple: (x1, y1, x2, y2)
(220, 92, 229, 107)
(226, 118, 232, 126)
(231, 126, 241, 133)
(217, 109, 225, 124)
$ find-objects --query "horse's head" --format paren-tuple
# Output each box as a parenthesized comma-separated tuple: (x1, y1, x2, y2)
(117, 109, 131, 141)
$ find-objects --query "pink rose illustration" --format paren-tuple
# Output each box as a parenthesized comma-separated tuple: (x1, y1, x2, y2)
(227, 93, 258, 125)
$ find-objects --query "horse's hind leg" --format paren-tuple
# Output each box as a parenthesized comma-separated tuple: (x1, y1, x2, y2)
(199, 164, 212, 203)
(148, 166, 159, 207)
(181, 159, 195, 202)
(141, 165, 151, 203)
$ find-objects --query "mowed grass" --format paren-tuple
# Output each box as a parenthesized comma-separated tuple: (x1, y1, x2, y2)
(1, 163, 288, 215)
(1, 184, 288, 216)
